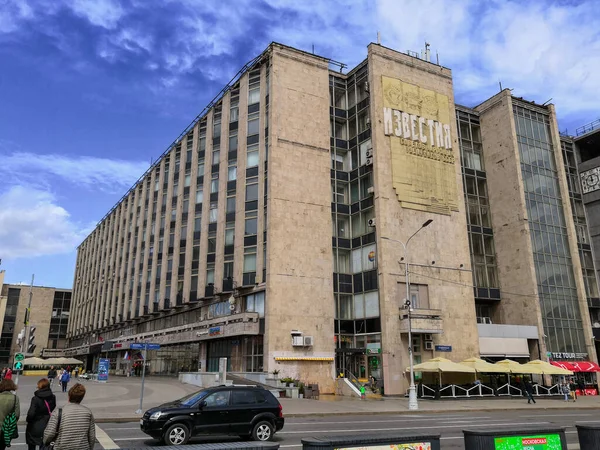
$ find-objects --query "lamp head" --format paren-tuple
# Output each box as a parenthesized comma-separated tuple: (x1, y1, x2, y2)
(422, 219, 433, 228)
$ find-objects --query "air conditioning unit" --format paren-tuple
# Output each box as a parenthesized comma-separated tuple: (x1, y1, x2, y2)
(368, 218, 376, 227)
(292, 336, 304, 347)
(303, 336, 314, 346)
(367, 187, 374, 195)
(425, 341, 434, 350)
(365, 157, 373, 166)
(424, 334, 433, 341)
(365, 149, 373, 158)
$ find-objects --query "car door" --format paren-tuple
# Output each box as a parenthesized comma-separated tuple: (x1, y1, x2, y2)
(192, 390, 231, 435)
(229, 389, 268, 434)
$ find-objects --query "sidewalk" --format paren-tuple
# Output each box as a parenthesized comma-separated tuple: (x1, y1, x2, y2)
(14, 375, 600, 423)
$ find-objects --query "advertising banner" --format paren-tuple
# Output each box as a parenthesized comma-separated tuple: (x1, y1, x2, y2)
(98, 358, 109, 382)
(336, 444, 431, 450)
(494, 434, 563, 450)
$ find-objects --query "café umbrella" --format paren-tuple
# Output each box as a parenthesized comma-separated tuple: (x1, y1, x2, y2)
(460, 357, 511, 373)
(495, 359, 543, 374)
(406, 357, 475, 386)
(521, 359, 573, 375)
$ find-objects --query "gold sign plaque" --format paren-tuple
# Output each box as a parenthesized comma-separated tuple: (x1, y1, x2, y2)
(382, 76, 458, 215)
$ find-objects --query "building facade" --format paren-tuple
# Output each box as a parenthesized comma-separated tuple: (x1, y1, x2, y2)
(66, 42, 600, 394)
(0, 272, 72, 364)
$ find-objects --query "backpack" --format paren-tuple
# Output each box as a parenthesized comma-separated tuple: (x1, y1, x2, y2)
(1, 395, 18, 446)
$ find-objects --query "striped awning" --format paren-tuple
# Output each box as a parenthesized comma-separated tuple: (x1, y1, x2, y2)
(274, 357, 334, 361)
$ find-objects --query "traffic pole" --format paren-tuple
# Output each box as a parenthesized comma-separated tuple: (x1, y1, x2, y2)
(14, 274, 34, 386)
(136, 344, 148, 414)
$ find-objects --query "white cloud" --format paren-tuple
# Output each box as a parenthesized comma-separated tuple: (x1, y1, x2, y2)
(68, 0, 124, 29)
(0, 186, 89, 259)
(2, 152, 150, 193)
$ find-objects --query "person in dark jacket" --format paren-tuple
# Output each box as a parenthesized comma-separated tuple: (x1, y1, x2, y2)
(524, 379, 536, 404)
(26, 378, 56, 450)
(47, 367, 57, 388)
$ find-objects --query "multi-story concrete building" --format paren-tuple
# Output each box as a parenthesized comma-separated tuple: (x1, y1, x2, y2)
(66, 42, 600, 394)
(0, 271, 72, 364)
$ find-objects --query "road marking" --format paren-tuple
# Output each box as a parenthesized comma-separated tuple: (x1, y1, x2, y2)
(104, 427, 140, 431)
(114, 437, 148, 441)
(278, 421, 552, 434)
(96, 424, 120, 449)
(284, 415, 488, 426)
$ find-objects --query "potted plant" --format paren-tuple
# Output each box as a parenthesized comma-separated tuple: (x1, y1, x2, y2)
(271, 369, 280, 378)
(281, 377, 294, 387)
(298, 382, 305, 399)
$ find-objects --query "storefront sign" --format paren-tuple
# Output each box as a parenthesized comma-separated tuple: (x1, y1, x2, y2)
(551, 352, 588, 359)
(209, 326, 222, 337)
(435, 345, 452, 352)
(494, 434, 562, 450)
(98, 358, 109, 383)
(576, 389, 598, 396)
(366, 343, 381, 355)
(336, 444, 431, 450)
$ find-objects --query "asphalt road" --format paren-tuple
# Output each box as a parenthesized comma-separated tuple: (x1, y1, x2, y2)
(9, 408, 587, 449)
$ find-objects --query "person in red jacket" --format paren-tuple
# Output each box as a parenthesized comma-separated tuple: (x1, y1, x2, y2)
(3, 369, 12, 381)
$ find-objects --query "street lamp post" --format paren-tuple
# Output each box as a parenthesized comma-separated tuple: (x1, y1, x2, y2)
(382, 219, 433, 411)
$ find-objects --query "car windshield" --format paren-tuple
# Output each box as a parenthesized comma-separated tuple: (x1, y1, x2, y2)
(178, 390, 209, 407)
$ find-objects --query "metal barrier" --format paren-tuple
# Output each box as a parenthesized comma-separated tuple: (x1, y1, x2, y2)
(576, 423, 600, 449)
(302, 432, 441, 450)
(463, 426, 567, 450)
(496, 383, 522, 396)
(119, 443, 279, 449)
(534, 384, 561, 396)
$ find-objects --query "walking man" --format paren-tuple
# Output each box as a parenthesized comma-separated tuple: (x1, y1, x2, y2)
(60, 369, 71, 393)
(47, 366, 57, 388)
(524, 379, 536, 404)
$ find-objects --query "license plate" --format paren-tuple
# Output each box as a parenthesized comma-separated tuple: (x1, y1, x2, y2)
(139, 419, 144, 425)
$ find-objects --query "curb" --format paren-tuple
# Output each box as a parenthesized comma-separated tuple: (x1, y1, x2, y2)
(17, 405, 599, 424)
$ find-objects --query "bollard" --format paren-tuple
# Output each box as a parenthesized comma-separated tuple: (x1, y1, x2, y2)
(464, 426, 567, 450)
(302, 432, 441, 450)
(576, 423, 600, 449)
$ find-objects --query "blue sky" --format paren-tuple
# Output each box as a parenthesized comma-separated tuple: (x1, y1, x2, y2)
(1, 0, 599, 288)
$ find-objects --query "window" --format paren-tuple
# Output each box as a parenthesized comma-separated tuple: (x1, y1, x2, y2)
(184, 174, 191, 187)
(351, 244, 377, 273)
(225, 226, 235, 246)
(249, 86, 260, 105)
(332, 181, 348, 204)
(245, 291, 265, 317)
(248, 112, 259, 136)
(197, 159, 205, 176)
(245, 213, 258, 235)
(209, 203, 218, 223)
(246, 183, 258, 202)
(203, 390, 229, 407)
(228, 133, 238, 151)
(244, 248, 257, 272)
(194, 216, 202, 232)
(211, 174, 219, 193)
(208, 231, 217, 253)
(212, 150, 220, 166)
(232, 390, 265, 405)
(213, 110, 221, 138)
(228, 164, 237, 181)
(337, 295, 352, 319)
(226, 197, 236, 213)
(230, 105, 239, 123)
(247, 144, 259, 168)
(195, 187, 204, 204)
(335, 215, 350, 238)
(206, 264, 215, 285)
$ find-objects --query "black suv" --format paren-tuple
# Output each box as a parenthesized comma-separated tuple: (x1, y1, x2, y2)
(140, 385, 285, 445)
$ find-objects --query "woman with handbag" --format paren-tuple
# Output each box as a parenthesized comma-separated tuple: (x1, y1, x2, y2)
(0, 379, 20, 450)
(44, 383, 95, 450)
(26, 378, 56, 450)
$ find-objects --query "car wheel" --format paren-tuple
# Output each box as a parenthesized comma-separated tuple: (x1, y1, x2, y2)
(164, 423, 190, 446)
(252, 420, 274, 441)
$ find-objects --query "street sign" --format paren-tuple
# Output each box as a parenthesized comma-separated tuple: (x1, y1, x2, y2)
(435, 345, 452, 352)
(14, 361, 23, 371)
(147, 343, 160, 350)
(130, 343, 144, 349)
(14, 353, 24, 362)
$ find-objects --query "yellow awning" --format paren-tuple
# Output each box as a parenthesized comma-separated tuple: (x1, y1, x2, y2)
(521, 359, 573, 375)
(460, 357, 511, 373)
(274, 357, 334, 361)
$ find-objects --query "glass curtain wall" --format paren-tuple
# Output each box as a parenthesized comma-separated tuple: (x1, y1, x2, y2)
(514, 103, 587, 354)
(457, 109, 501, 306)
(330, 65, 381, 380)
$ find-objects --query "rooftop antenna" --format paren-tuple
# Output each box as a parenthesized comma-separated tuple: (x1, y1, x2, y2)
(499, 81, 503, 91)
(436, 51, 439, 65)
(424, 41, 431, 62)
(312, 44, 315, 54)
(377, 31, 381, 45)
(542, 98, 553, 106)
